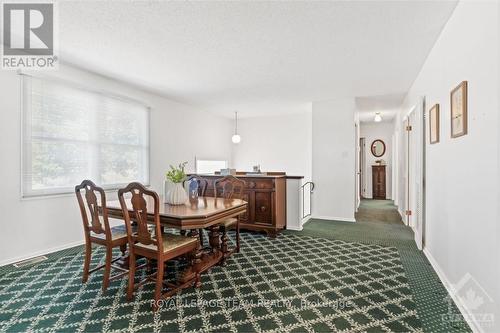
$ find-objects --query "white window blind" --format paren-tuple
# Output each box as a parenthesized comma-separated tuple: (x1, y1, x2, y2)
(195, 160, 227, 174)
(22, 75, 150, 197)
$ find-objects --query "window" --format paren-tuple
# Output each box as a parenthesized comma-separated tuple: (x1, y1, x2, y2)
(22, 75, 149, 197)
(195, 160, 227, 174)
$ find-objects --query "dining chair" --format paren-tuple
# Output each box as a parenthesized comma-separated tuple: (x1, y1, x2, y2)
(182, 175, 209, 244)
(118, 182, 200, 310)
(213, 175, 246, 264)
(75, 179, 129, 291)
(183, 174, 208, 199)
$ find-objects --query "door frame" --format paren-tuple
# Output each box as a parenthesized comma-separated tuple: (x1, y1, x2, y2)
(359, 137, 366, 199)
(403, 97, 426, 250)
(355, 123, 360, 212)
(392, 133, 398, 205)
(406, 115, 413, 227)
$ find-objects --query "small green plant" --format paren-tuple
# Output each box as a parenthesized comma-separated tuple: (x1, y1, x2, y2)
(166, 161, 188, 183)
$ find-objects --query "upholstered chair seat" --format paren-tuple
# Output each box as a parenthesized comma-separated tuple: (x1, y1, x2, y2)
(135, 234, 198, 253)
(220, 218, 238, 228)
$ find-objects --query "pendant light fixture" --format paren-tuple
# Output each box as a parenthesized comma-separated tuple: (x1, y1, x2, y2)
(231, 111, 241, 144)
(374, 112, 382, 122)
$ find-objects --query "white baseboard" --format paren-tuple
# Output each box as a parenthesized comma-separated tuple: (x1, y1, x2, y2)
(0, 240, 84, 267)
(286, 225, 303, 231)
(398, 207, 405, 219)
(301, 216, 312, 225)
(312, 215, 356, 223)
(287, 216, 314, 231)
(423, 248, 483, 333)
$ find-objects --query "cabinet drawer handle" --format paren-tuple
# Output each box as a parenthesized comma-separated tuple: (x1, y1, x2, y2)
(260, 206, 267, 212)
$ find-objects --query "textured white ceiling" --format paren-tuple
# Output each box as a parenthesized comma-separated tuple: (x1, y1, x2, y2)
(58, 1, 457, 118)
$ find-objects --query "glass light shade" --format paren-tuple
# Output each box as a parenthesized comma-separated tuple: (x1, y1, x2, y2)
(374, 114, 382, 122)
(231, 134, 241, 144)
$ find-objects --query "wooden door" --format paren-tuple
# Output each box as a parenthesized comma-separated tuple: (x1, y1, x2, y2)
(372, 166, 386, 199)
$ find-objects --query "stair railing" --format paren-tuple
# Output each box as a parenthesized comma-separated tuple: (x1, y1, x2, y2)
(301, 181, 315, 219)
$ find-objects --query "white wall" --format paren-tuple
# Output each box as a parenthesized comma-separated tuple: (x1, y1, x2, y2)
(231, 111, 312, 180)
(312, 99, 356, 222)
(399, 1, 499, 331)
(360, 121, 394, 199)
(497, 2, 500, 330)
(0, 64, 232, 266)
(354, 114, 361, 210)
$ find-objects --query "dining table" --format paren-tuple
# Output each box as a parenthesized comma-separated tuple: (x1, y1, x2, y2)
(105, 196, 247, 285)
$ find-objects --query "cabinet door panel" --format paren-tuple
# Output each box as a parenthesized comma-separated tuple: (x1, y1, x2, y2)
(254, 191, 273, 224)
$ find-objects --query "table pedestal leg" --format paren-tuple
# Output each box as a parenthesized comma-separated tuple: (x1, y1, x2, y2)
(189, 229, 202, 287)
(178, 228, 223, 285)
(117, 244, 129, 268)
(220, 226, 228, 266)
(209, 226, 220, 254)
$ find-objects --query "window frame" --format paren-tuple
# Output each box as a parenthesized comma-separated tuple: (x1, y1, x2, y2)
(20, 74, 151, 199)
(195, 159, 228, 175)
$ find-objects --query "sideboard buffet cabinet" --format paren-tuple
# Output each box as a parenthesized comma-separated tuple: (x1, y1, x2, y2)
(193, 172, 303, 237)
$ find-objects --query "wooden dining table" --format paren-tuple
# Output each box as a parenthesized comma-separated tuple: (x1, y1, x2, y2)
(106, 196, 247, 284)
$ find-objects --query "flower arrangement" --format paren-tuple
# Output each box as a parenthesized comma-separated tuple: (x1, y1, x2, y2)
(166, 161, 188, 183)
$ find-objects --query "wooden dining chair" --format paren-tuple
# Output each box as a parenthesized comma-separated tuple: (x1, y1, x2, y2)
(183, 174, 208, 199)
(118, 182, 200, 310)
(214, 175, 246, 264)
(182, 174, 209, 244)
(75, 179, 129, 291)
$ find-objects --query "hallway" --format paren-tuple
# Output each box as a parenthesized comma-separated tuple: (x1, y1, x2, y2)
(355, 199, 404, 225)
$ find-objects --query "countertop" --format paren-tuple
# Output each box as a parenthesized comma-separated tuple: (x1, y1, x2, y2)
(191, 173, 304, 179)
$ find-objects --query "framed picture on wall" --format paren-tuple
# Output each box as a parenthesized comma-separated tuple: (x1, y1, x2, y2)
(429, 104, 440, 144)
(450, 81, 468, 138)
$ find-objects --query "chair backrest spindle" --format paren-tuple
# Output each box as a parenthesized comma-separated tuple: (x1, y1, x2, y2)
(183, 175, 208, 199)
(214, 175, 245, 200)
(118, 182, 163, 253)
(75, 180, 111, 239)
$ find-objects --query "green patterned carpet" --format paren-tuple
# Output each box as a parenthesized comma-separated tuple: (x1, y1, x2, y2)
(355, 200, 404, 225)
(285, 199, 471, 333)
(0, 233, 422, 333)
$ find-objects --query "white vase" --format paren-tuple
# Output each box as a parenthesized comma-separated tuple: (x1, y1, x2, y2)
(165, 181, 188, 205)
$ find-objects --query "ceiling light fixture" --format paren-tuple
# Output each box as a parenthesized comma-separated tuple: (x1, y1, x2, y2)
(374, 112, 382, 122)
(231, 111, 241, 144)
